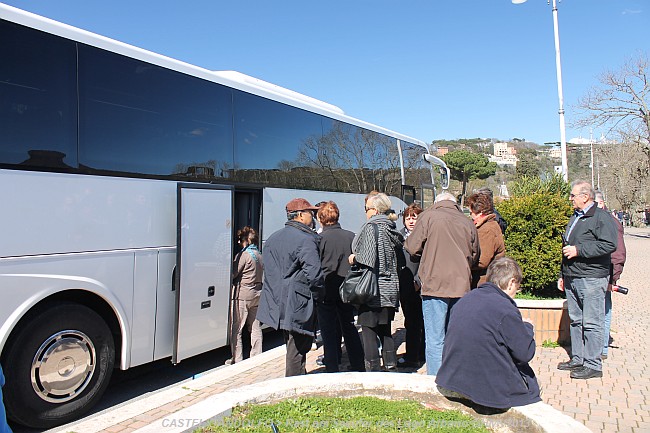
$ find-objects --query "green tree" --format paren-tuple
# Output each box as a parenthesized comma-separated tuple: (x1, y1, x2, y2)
(516, 149, 539, 179)
(442, 149, 497, 204)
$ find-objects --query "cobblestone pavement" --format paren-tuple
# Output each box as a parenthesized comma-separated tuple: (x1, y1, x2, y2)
(525, 227, 650, 433)
(56, 227, 650, 433)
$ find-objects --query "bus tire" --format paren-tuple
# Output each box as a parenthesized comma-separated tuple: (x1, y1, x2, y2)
(2, 302, 115, 429)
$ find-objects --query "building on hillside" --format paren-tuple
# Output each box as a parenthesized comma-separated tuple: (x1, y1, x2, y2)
(436, 146, 449, 157)
(490, 142, 518, 167)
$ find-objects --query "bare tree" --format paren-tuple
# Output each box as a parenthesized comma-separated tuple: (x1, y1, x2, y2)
(597, 127, 648, 215)
(298, 122, 402, 195)
(574, 52, 650, 161)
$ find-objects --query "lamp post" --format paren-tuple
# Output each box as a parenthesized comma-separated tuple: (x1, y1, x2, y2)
(589, 129, 594, 188)
(513, 0, 569, 181)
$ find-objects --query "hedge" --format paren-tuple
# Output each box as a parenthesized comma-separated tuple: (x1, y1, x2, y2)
(497, 193, 572, 296)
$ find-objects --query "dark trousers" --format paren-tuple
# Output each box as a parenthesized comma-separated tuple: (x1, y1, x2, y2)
(317, 300, 365, 372)
(361, 324, 395, 366)
(399, 287, 425, 363)
(283, 330, 313, 377)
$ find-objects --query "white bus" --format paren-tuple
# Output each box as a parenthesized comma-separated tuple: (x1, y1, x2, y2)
(0, 3, 449, 428)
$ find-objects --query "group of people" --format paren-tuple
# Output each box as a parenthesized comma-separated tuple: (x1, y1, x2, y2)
(254, 193, 407, 375)
(227, 180, 626, 412)
(400, 189, 541, 410)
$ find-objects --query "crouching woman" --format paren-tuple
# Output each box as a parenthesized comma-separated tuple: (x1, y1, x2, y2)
(436, 257, 541, 409)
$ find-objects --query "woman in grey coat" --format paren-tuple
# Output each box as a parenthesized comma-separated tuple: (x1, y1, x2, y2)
(349, 193, 404, 371)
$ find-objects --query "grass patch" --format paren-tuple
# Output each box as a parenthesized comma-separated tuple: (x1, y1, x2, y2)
(541, 339, 560, 348)
(199, 396, 489, 432)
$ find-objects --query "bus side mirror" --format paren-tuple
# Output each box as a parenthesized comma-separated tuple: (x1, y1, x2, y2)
(423, 154, 450, 190)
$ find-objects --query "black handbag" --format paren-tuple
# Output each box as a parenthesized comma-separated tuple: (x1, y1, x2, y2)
(339, 223, 379, 305)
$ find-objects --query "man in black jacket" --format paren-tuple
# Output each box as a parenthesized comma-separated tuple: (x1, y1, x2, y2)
(257, 198, 325, 376)
(557, 181, 617, 380)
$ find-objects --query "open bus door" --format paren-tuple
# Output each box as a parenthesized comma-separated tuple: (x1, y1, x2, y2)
(173, 183, 233, 364)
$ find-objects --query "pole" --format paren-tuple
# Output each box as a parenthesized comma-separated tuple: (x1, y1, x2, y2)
(597, 154, 601, 191)
(551, 0, 568, 181)
(590, 142, 594, 186)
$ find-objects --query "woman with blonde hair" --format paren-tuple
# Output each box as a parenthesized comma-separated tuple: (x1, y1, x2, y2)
(349, 192, 404, 371)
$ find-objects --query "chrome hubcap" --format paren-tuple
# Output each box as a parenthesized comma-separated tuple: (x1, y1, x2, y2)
(31, 330, 96, 403)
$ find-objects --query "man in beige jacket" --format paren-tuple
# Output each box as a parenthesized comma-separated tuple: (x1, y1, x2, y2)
(404, 192, 480, 375)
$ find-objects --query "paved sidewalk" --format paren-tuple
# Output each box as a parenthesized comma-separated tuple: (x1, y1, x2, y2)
(527, 227, 650, 433)
(54, 227, 650, 433)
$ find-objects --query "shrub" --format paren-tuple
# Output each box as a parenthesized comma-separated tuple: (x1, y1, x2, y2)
(508, 173, 570, 197)
(498, 188, 572, 296)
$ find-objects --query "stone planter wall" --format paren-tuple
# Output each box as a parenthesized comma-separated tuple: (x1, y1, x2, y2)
(138, 373, 591, 433)
(515, 299, 569, 345)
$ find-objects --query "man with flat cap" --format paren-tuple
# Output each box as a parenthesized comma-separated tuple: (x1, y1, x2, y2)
(257, 198, 325, 376)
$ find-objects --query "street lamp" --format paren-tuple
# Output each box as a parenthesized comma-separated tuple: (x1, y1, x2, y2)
(513, 0, 569, 181)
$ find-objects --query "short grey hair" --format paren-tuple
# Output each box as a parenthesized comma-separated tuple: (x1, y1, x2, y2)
(366, 193, 398, 221)
(486, 257, 523, 290)
(571, 180, 595, 200)
(434, 192, 457, 203)
(594, 191, 605, 202)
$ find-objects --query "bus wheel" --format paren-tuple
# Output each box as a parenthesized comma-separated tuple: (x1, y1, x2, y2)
(2, 302, 115, 429)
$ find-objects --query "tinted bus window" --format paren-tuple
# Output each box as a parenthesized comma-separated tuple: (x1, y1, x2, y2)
(313, 119, 401, 195)
(232, 90, 325, 188)
(0, 20, 77, 169)
(402, 140, 432, 193)
(79, 45, 233, 178)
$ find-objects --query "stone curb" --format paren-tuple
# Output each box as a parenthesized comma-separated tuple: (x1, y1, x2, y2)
(51, 345, 287, 433)
(133, 372, 591, 433)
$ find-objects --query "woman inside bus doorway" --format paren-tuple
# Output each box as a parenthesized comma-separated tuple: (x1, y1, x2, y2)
(227, 226, 264, 364)
(349, 193, 404, 371)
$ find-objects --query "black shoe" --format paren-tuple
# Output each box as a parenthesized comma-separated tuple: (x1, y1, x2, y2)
(345, 364, 366, 372)
(382, 350, 397, 371)
(570, 366, 603, 379)
(365, 359, 382, 372)
(557, 359, 583, 371)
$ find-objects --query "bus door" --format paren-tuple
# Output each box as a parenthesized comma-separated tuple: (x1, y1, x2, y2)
(420, 183, 437, 209)
(173, 183, 233, 364)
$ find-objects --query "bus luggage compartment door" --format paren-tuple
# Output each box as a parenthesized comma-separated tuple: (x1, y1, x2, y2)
(173, 184, 233, 364)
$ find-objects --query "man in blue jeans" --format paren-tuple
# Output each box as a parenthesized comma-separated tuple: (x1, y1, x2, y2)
(405, 192, 480, 375)
(557, 181, 617, 380)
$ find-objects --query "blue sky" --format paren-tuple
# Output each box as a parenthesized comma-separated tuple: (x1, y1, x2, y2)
(3, 0, 648, 146)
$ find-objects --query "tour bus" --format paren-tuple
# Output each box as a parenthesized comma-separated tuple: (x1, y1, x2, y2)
(0, 3, 449, 428)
